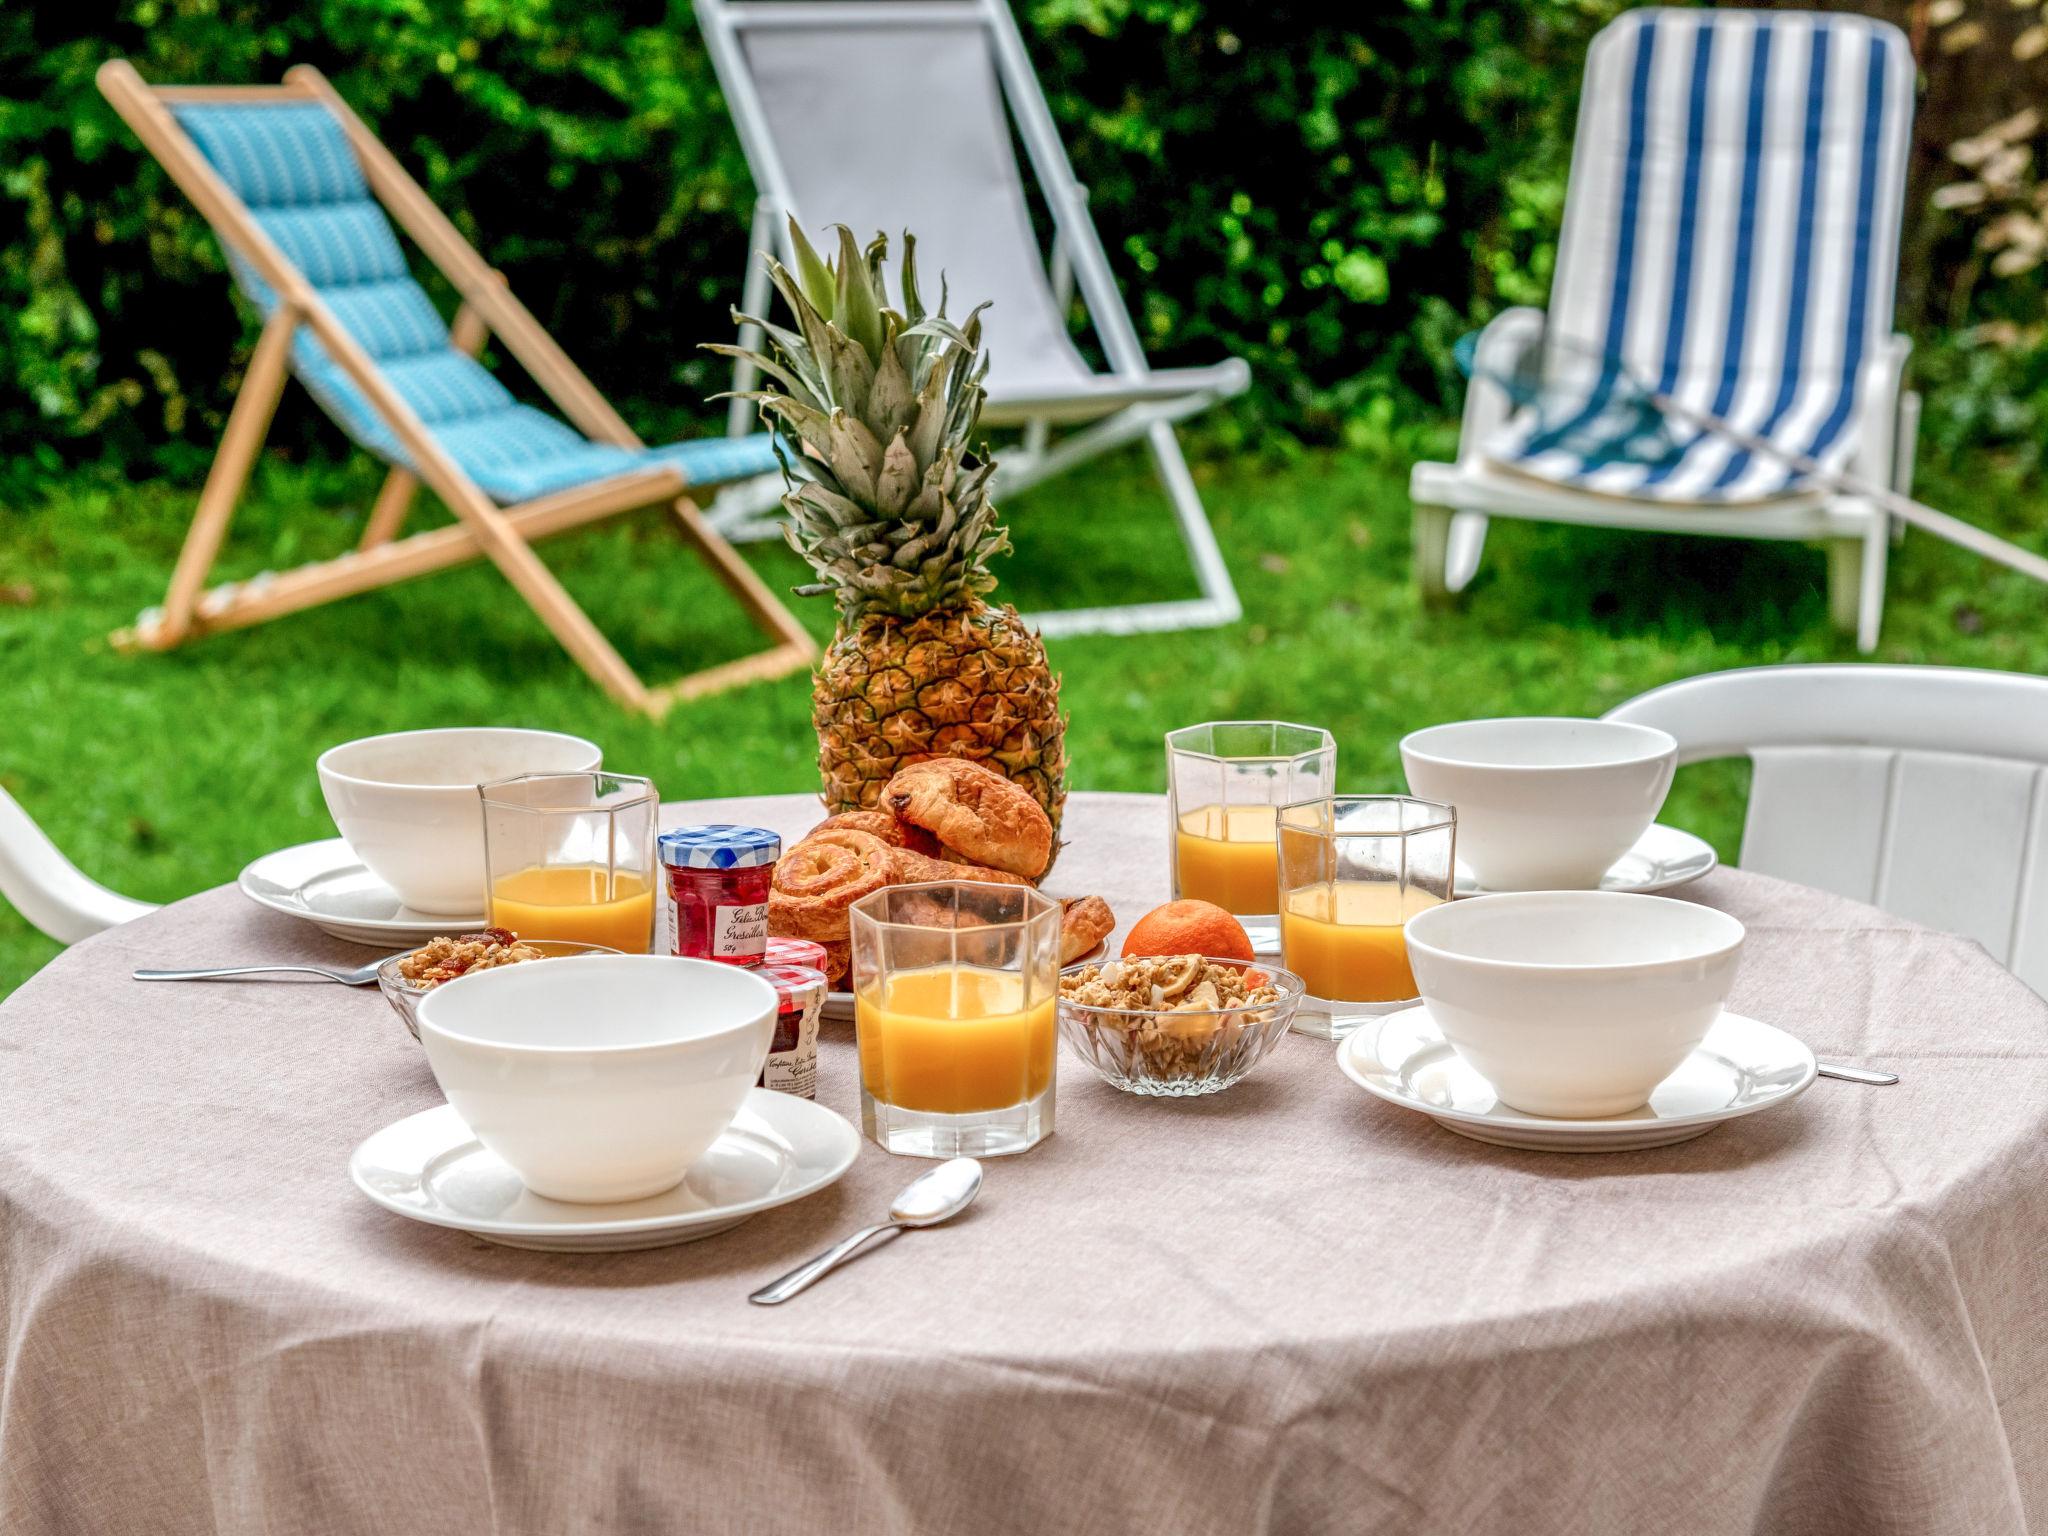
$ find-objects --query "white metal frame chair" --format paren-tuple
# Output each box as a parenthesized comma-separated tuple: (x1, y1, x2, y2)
(695, 0, 1250, 638)
(0, 788, 157, 946)
(1412, 9, 1920, 654)
(1607, 665, 2048, 994)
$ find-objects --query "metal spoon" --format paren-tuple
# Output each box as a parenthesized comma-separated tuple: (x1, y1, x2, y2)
(1817, 1061, 1899, 1086)
(750, 1157, 983, 1306)
(134, 958, 390, 986)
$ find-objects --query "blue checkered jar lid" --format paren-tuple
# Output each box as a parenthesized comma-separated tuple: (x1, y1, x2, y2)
(658, 824, 783, 870)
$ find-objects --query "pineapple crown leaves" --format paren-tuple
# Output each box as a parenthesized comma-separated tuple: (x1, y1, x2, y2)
(701, 220, 1008, 622)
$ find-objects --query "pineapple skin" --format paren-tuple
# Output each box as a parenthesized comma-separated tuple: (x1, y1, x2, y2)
(814, 601, 1067, 843)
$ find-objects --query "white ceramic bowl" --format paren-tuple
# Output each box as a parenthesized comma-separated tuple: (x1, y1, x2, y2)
(1400, 717, 1677, 891)
(415, 955, 776, 1203)
(317, 727, 601, 914)
(1404, 891, 1744, 1119)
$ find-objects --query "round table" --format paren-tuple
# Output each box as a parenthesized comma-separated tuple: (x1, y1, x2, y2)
(2, 792, 2044, 1536)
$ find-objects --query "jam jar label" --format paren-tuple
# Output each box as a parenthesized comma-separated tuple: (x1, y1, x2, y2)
(713, 902, 768, 958)
(762, 990, 821, 1100)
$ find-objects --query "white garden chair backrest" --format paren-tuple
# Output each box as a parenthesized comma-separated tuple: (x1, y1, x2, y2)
(0, 786, 157, 946)
(1607, 665, 2048, 992)
(696, 0, 1147, 402)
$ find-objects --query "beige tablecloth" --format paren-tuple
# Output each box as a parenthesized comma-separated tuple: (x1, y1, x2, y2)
(2, 792, 2045, 1536)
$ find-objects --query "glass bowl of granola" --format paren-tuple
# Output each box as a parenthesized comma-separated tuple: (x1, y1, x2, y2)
(1057, 954, 1304, 1097)
(378, 929, 621, 1040)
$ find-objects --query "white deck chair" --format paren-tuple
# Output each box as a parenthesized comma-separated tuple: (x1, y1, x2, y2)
(1412, 9, 1920, 653)
(1607, 665, 2048, 995)
(695, 0, 1250, 638)
(0, 787, 157, 946)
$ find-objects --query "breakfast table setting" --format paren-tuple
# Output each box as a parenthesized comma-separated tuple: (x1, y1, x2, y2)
(5, 232, 2046, 1536)
(2, 717, 2046, 1535)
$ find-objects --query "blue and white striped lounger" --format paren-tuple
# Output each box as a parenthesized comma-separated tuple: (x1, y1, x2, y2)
(1484, 8, 1915, 504)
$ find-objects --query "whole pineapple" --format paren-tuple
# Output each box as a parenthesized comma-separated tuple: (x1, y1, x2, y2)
(706, 222, 1067, 837)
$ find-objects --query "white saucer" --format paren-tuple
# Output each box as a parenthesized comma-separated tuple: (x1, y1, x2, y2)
(350, 1090, 861, 1251)
(240, 838, 485, 946)
(1338, 1005, 1815, 1151)
(1454, 822, 1717, 898)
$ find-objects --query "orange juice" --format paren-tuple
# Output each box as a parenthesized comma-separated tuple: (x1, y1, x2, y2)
(489, 865, 655, 952)
(855, 965, 1056, 1115)
(1280, 882, 1442, 1002)
(1175, 804, 1280, 915)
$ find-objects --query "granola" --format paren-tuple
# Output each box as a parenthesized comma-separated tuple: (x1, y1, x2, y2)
(397, 927, 543, 988)
(1059, 954, 1283, 1079)
(1061, 954, 1278, 1013)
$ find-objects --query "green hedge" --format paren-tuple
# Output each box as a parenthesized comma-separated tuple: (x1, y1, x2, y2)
(1, 0, 1622, 477)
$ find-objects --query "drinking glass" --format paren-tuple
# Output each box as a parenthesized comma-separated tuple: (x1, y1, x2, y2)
(1166, 721, 1337, 951)
(478, 772, 658, 953)
(849, 882, 1062, 1158)
(1277, 795, 1456, 1040)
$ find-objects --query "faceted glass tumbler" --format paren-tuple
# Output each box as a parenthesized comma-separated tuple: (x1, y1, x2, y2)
(1165, 721, 1337, 952)
(1278, 795, 1456, 1041)
(478, 772, 658, 953)
(849, 882, 1062, 1158)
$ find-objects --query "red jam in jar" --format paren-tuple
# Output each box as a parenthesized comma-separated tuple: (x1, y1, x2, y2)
(758, 963, 827, 1100)
(657, 825, 780, 966)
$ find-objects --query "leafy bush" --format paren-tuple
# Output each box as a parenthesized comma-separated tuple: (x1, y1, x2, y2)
(0, 0, 1621, 477)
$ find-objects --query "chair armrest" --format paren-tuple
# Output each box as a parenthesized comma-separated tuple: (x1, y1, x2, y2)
(0, 789, 157, 945)
(1458, 307, 1546, 465)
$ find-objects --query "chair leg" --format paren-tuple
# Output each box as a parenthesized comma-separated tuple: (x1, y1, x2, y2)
(1413, 504, 1453, 603)
(1444, 511, 1489, 594)
(150, 305, 296, 645)
(670, 496, 818, 660)
(358, 467, 419, 551)
(1857, 518, 1889, 654)
(1826, 530, 1888, 651)
(1143, 420, 1241, 625)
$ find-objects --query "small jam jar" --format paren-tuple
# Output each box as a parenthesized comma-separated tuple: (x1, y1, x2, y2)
(765, 936, 830, 973)
(759, 963, 827, 1100)
(657, 825, 780, 966)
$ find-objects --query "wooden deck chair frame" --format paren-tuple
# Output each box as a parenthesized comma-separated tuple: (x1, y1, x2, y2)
(694, 0, 1248, 639)
(97, 60, 815, 718)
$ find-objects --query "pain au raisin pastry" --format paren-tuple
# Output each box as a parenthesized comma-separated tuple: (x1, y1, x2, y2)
(883, 757, 1053, 880)
(768, 828, 893, 942)
(809, 809, 941, 857)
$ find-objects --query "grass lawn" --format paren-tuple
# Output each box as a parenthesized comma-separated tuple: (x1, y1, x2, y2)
(3, 430, 2044, 996)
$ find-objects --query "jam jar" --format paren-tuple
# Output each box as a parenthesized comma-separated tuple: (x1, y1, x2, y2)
(765, 936, 830, 974)
(657, 825, 780, 966)
(758, 963, 827, 1100)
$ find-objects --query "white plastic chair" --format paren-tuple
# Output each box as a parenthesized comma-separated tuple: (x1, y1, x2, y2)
(695, 0, 1250, 639)
(0, 786, 157, 945)
(1606, 665, 2048, 993)
(1411, 9, 1920, 653)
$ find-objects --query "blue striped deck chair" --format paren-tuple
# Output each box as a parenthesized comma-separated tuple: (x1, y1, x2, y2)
(1410, 9, 1919, 653)
(97, 61, 814, 715)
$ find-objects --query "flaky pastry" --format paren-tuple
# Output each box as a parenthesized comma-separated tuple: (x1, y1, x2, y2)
(768, 828, 893, 942)
(883, 757, 1053, 880)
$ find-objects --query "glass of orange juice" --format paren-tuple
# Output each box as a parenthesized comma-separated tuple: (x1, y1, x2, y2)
(850, 882, 1062, 1158)
(478, 772, 658, 953)
(1166, 722, 1336, 952)
(1278, 795, 1455, 1041)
